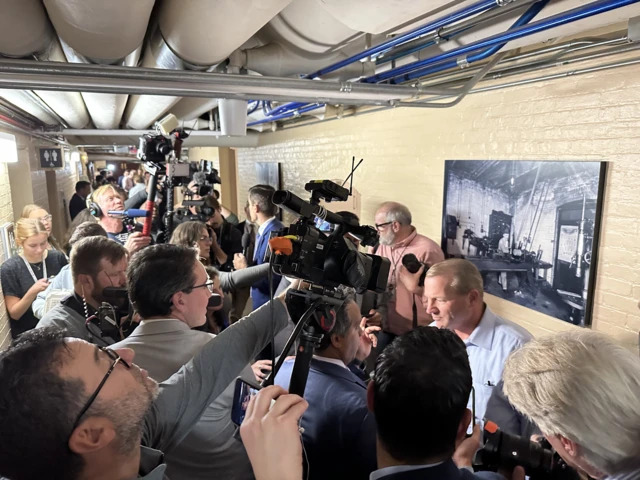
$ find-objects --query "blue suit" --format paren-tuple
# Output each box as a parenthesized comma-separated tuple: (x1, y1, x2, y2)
(371, 460, 505, 480)
(275, 358, 377, 480)
(251, 218, 284, 310)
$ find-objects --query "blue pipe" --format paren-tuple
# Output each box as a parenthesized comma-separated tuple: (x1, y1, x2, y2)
(247, 101, 261, 115)
(247, 104, 324, 127)
(303, 0, 500, 79)
(253, 0, 499, 121)
(376, 26, 475, 66)
(366, 0, 639, 84)
(387, 0, 549, 83)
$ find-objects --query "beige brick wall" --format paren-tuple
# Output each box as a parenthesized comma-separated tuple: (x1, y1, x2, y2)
(0, 131, 78, 349)
(0, 162, 14, 348)
(236, 61, 640, 351)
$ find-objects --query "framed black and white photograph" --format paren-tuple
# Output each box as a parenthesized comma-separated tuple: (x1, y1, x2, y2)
(441, 160, 607, 327)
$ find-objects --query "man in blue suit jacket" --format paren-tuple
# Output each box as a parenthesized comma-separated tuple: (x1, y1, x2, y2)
(248, 184, 284, 310)
(367, 327, 519, 480)
(275, 295, 377, 480)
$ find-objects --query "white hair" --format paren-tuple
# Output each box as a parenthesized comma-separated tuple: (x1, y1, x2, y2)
(502, 330, 640, 476)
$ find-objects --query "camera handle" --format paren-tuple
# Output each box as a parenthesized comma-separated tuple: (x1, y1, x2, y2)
(262, 290, 340, 397)
(142, 161, 161, 236)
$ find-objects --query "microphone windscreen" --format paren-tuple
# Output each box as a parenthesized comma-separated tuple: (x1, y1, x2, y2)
(241, 232, 251, 249)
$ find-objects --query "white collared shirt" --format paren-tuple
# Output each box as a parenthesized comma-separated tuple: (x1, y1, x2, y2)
(258, 216, 277, 237)
(312, 354, 348, 370)
(138, 318, 186, 328)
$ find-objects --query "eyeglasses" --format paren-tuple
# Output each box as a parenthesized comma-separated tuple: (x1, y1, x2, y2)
(199, 236, 212, 243)
(70, 348, 130, 435)
(375, 221, 393, 231)
(38, 214, 53, 222)
(190, 280, 214, 293)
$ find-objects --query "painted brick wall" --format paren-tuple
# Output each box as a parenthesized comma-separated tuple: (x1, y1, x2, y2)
(0, 162, 14, 349)
(237, 61, 640, 351)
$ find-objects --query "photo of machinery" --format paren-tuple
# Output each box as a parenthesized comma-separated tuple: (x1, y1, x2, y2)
(442, 160, 606, 327)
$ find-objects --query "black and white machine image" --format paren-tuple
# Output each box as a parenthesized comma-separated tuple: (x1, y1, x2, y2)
(442, 160, 606, 327)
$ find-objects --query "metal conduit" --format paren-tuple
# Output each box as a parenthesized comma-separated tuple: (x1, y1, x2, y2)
(365, 0, 640, 84)
(303, 0, 504, 80)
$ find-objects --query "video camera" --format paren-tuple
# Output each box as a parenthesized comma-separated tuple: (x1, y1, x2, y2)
(85, 287, 135, 344)
(269, 180, 390, 294)
(478, 422, 579, 480)
(257, 174, 389, 399)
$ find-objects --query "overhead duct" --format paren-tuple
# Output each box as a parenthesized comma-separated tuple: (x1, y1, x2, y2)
(169, 97, 219, 128)
(0, 0, 90, 129)
(124, 0, 293, 132)
(231, 43, 375, 80)
(0, 90, 59, 125)
(34, 39, 90, 128)
(43, 0, 155, 129)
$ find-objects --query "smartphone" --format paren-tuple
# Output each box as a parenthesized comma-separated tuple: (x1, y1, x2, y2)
(231, 377, 262, 426)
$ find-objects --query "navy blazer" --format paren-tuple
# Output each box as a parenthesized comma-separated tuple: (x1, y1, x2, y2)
(251, 218, 284, 309)
(372, 460, 505, 480)
(274, 357, 377, 480)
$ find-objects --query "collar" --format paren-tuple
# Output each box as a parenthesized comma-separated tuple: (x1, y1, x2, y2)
(258, 216, 277, 236)
(138, 446, 166, 479)
(464, 304, 497, 351)
(309, 357, 366, 388)
(391, 227, 417, 249)
(313, 354, 348, 370)
(370, 461, 445, 480)
(130, 318, 192, 336)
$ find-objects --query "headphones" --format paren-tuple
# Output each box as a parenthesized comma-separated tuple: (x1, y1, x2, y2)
(86, 192, 103, 219)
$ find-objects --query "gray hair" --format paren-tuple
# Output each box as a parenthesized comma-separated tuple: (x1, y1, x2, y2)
(379, 202, 412, 226)
(502, 330, 640, 476)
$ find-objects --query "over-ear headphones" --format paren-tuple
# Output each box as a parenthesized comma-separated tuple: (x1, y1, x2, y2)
(86, 192, 103, 219)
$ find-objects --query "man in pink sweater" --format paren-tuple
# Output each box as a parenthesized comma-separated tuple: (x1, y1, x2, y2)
(370, 202, 444, 351)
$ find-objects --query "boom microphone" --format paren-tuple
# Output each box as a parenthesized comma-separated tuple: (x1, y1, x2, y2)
(108, 209, 151, 218)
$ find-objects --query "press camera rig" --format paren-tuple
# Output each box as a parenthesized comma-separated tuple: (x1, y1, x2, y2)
(262, 168, 390, 397)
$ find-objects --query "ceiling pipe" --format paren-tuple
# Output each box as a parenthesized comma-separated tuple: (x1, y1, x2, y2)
(367, 0, 640, 83)
(0, 59, 427, 105)
(303, 0, 506, 80)
(124, 0, 294, 131)
(387, 0, 551, 84)
(0, 0, 89, 128)
(230, 43, 375, 81)
(43, 0, 155, 129)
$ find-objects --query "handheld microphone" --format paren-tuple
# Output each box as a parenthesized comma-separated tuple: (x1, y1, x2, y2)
(108, 209, 151, 218)
(241, 232, 251, 258)
(208, 294, 222, 308)
(402, 253, 428, 287)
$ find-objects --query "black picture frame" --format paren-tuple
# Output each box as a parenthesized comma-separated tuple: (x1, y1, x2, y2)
(441, 160, 607, 328)
(38, 147, 64, 169)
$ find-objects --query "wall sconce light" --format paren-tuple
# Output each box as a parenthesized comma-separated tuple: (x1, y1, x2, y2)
(0, 132, 18, 163)
(71, 151, 80, 164)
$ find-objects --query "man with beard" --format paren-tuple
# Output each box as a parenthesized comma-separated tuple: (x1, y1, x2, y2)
(370, 202, 444, 351)
(0, 244, 293, 480)
(37, 235, 128, 344)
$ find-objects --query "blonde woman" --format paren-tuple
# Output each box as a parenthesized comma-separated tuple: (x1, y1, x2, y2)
(0, 218, 67, 338)
(22, 204, 63, 252)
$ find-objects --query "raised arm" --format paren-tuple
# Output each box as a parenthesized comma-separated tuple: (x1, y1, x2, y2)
(142, 297, 289, 453)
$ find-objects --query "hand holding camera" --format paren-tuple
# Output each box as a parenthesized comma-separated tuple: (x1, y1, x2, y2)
(239, 385, 308, 480)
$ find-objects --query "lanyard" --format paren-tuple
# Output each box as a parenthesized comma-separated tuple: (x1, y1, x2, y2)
(20, 255, 46, 283)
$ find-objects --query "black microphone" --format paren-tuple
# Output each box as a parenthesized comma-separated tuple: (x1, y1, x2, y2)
(208, 294, 223, 308)
(241, 232, 251, 258)
(402, 253, 428, 287)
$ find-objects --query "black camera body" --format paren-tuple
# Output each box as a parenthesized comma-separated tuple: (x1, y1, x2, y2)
(270, 180, 390, 294)
(138, 134, 173, 163)
(402, 253, 429, 287)
(478, 423, 579, 480)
